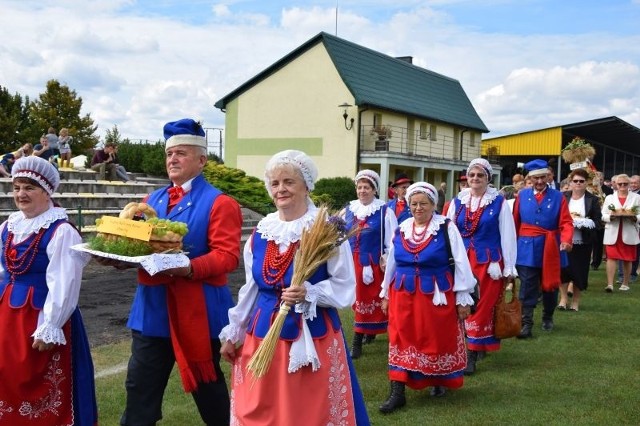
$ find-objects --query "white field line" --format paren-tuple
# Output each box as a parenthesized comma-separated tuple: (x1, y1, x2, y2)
(95, 362, 128, 379)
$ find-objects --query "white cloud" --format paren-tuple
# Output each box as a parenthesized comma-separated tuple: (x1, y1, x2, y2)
(0, 0, 638, 143)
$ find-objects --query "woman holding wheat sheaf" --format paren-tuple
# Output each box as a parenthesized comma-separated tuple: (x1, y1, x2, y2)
(219, 150, 369, 425)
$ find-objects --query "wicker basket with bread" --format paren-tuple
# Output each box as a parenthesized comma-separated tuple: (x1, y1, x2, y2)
(89, 202, 188, 256)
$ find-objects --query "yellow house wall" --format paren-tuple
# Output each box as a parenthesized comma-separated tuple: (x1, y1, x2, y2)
(227, 43, 358, 181)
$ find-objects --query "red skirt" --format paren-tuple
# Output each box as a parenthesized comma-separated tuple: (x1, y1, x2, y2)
(230, 330, 358, 425)
(605, 227, 637, 261)
(0, 294, 74, 425)
(352, 253, 387, 334)
(387, 285, 466, 390)
(464, 251, 503, 352)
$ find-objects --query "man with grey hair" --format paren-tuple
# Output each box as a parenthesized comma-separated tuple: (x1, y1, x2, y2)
(117, 118, 242, 426)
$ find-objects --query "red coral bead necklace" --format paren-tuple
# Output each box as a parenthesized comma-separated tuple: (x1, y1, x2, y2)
(4, 230, 45, 283)
(456, 194, 485, 238)
(262, 240, 299, 286)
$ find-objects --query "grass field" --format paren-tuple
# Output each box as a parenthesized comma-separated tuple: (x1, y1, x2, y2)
(93, 269, 640, 425)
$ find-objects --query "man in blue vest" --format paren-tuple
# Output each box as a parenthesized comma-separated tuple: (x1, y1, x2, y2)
(120, 118, 242, 426)
(512, 159, 573, 338)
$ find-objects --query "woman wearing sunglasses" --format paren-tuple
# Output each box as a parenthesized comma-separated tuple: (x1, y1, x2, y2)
(558, 168, 602, 310)
(446, 158, 517, 375)
(602, 173, 640, 292)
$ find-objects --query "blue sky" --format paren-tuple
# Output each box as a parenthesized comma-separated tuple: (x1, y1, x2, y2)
(1, 0, 639, 142)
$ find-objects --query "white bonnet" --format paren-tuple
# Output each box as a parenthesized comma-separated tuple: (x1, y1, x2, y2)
(467, 158, 493, 178)
(355, 169, 380, 194)
(264, 150, 318, 195)
(405, 182, 438, 206)
(12, 156, 60, 196)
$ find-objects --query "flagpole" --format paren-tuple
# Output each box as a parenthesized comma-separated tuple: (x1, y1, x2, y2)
(335, 0, 339, 35)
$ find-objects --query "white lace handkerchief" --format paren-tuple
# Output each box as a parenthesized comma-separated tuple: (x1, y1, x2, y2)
(288, 321, 321, 373)
(71, 243, 190, 276)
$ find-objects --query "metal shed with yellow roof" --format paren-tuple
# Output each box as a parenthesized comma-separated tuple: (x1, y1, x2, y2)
(482, 116, 640, 183)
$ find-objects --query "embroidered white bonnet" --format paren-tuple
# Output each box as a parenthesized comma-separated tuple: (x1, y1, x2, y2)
(12, 155, 60, 196)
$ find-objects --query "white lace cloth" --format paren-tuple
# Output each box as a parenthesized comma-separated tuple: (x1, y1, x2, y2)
(71, 244, 190, 275)
(347, 198, 386, 220)
(1, 206, 90, 345)
(572, 217, 596, 229)
(380, 215, 477, 306)
(219, 206, 356, 373)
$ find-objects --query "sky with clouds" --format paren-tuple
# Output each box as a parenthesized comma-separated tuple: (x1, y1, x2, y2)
(1, 0, 639, 144)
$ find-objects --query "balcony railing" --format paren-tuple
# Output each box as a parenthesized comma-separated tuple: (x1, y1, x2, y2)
(359, 125, 488, 163)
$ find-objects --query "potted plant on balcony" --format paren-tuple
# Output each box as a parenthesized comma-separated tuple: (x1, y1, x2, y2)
(370, 125, 392, 141)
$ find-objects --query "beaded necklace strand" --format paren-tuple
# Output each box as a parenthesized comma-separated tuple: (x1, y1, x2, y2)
(262, 240, 299, 286)
(455, 194, 486, 238)
(401, 219, 433, 254)
(4, 230, 45, 283)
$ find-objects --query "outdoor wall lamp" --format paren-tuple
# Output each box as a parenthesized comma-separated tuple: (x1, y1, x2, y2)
(339, 102, 355, 130)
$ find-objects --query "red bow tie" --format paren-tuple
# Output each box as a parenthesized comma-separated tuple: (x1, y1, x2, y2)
(168, 186, 185, 205)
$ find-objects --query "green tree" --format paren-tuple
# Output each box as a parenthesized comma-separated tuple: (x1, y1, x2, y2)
(27, 79, 99, 152)
(0, 86, 29, 152)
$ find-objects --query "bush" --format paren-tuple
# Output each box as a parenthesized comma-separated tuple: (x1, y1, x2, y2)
(312, 177, 356, 210)
(203, 162, 274, 215)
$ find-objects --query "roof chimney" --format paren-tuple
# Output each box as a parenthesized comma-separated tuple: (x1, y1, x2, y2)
(395, 56, 413, 64)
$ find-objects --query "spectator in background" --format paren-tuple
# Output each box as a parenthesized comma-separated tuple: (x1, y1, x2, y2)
(387, 181, 395, 201)
(512, 173, 525, 191)
(442, 173, 468, 215)
(524, 175, 534, 188)
(58, 127, 73, 169)
(591, 171, 610, 270)
(90, 142, 118, 181)
(437, 181, 446, 212)
(387, 173, 413, 224)
(45, 127, 60, 157)
(547, 168, 558, 190)
(110, 144, 132, 182)
(0, 153, 15, 177)
(13, 143, 33, 159)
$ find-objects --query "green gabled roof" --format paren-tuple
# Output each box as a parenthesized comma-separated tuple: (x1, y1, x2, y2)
(214, 32, 489, 133)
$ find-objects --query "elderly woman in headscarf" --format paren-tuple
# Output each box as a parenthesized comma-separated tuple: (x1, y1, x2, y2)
(0, 156, 97, 425)
(220, 150, 369, 425)
(378, 182, 475, 414)
(446, 158, 518, 375)
(343, 169, 398, 358)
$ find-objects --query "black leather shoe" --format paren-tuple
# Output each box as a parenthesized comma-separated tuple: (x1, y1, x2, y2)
(464, 350, 477, 376)
(379, 381, 406, 414)
(430, 386, 446, 397)
(517, 324, 533, 339)
(542, 319, 554, 331)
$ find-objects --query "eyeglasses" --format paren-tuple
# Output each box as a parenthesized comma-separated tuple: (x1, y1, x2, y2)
(618, 182, 629, 186)
(466, 172, 485, 178)
(572, 179, 585, 183)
